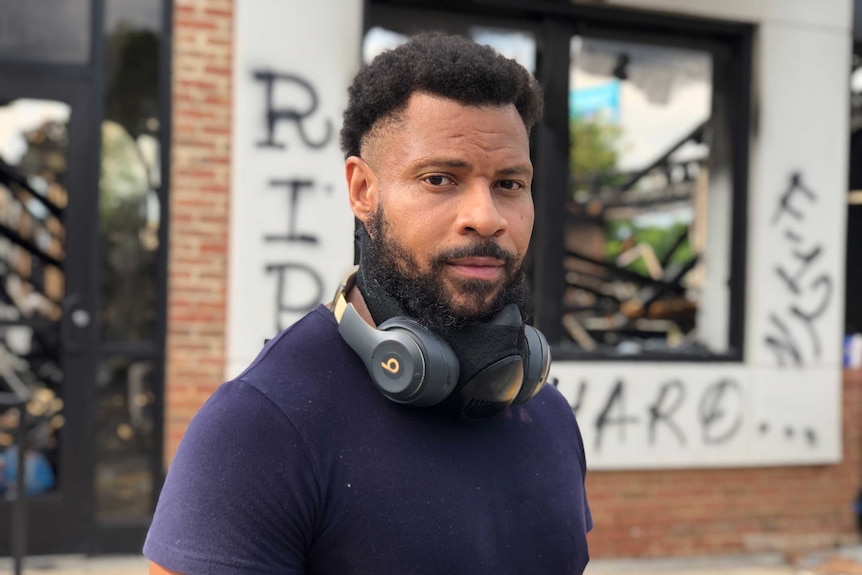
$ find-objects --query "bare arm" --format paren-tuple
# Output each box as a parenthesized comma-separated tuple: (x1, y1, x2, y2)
(150, 561, 183, 575)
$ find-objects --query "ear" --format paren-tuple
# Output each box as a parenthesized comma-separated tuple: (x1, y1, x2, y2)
(345, 156, 378, 224)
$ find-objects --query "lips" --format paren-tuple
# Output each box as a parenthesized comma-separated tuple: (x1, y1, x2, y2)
(446, 257, 505, 281)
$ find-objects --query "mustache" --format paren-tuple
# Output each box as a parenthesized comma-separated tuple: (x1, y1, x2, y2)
(433, 240, 517, 266)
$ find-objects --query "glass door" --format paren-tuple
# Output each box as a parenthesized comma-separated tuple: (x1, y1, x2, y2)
(0, 72, 98, 554)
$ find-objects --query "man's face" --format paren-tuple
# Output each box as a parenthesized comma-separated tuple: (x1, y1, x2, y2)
(348, 92, 535, 326)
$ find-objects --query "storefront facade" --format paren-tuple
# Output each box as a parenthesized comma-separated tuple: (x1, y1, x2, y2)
(1, 0, 859, 558)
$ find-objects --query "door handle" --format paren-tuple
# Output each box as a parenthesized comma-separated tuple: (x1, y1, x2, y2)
(71, 309, 91, 328)
(61, 294, 90, 353)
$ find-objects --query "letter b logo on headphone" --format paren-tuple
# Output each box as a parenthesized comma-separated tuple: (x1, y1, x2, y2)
(366, 338, 435, 401)
(380, 356, 401, 378)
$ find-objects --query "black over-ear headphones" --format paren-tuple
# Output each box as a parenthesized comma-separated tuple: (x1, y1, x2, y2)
(332, 269, 551, 418)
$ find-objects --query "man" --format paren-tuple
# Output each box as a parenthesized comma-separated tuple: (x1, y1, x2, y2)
(145, 32, 592, 574)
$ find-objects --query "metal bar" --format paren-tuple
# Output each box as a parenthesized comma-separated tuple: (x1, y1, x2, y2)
(619, 121, 706, 193)
(531, 16, 571, 340)
(0, 159, 65, 220)
(98, 340, 160, 357)
(0, 264, 60, 307)
(658, 228, 691, 268)
(639, 255, 700, 315)
(725, 28, 753, 359)
(0, 367, 31, 575)
(0, 363, 32, 406)
(0, 222, 64, 269)
(566, 249, 687, 294)
(377, 0, 754, 38)
(147, 0, 175, 507)
(12, 406, 27, 575)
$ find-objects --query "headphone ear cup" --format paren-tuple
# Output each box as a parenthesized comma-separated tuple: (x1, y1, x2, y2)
(377, 318, 460, 407)
(337, 303, 427, 403)
(514, 325, 551, 404)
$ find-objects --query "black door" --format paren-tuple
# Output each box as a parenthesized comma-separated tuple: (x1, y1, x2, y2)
(0, 71, 98, 554)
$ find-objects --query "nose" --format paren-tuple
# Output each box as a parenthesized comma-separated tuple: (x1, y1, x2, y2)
(457, 182, 507, 238)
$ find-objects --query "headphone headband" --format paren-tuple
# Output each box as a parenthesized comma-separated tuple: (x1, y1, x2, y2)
(331, 267, 358, 324)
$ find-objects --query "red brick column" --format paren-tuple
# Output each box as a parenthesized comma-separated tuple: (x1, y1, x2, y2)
(586, 369, 862, 557)
(165, 0, 233, 463)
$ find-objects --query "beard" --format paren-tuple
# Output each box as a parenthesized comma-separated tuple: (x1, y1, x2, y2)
(357, 205, 530, 336)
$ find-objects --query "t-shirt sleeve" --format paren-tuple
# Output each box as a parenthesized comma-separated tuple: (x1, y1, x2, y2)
(572, 415, 593, 533)
(143, 379, 319, 574)
(551, 387, 594, 533)
(573, 414, 594, 533)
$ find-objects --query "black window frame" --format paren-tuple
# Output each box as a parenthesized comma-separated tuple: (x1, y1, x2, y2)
(366, 0, 753, 363)
(91, 0, 172, 553)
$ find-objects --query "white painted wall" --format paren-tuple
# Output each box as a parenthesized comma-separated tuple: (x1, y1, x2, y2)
(553, 363, 842, 468)
(568, 0, 851, 468)
(228, 0, 851, 469)
(227, 0, 362, 378)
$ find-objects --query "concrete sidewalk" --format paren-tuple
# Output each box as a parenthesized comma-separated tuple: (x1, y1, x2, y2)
(0, 554, 148, 574)
(588, 553, 794, 574)
(2, 547, 862, 574)
(589, 547, 862, 575)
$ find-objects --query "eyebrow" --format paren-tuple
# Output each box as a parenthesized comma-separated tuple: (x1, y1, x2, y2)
(413, 158, 533, 176)
(414, 158, 470, 171)
(497, 165, 533, 177)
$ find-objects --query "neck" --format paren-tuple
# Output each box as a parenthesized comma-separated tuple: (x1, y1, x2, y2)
(347, 283, 375, 327)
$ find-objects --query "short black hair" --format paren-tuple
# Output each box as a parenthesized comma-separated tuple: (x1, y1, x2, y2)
(340, 32, 544, 158)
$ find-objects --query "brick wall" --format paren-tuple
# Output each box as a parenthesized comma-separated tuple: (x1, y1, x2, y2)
(586, 370, 862, 557)
(165, 0, 233, 462)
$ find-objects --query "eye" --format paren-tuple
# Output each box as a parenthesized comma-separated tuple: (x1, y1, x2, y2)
(497, 180, 525, 192)
(423, 175, 454, 186)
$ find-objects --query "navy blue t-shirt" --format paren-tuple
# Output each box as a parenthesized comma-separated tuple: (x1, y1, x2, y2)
(144, 305, 592, 574)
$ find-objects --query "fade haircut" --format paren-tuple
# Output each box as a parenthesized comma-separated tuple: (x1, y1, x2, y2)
(340, 32, 544, 159)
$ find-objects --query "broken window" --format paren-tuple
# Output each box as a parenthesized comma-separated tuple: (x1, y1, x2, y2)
(363, 3, 752, 360)
(561, 35, 744, 358)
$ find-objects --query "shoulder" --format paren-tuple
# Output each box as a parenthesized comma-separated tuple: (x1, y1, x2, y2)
(238, 304, 342, 380)
(166, 303, 368, 492)
(527, 383, 589, 473)
(207, 305, 380, 451)
(530, 382, 578, 425)
(230, 305, 370, 411)
(145, 377, 318, 574)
